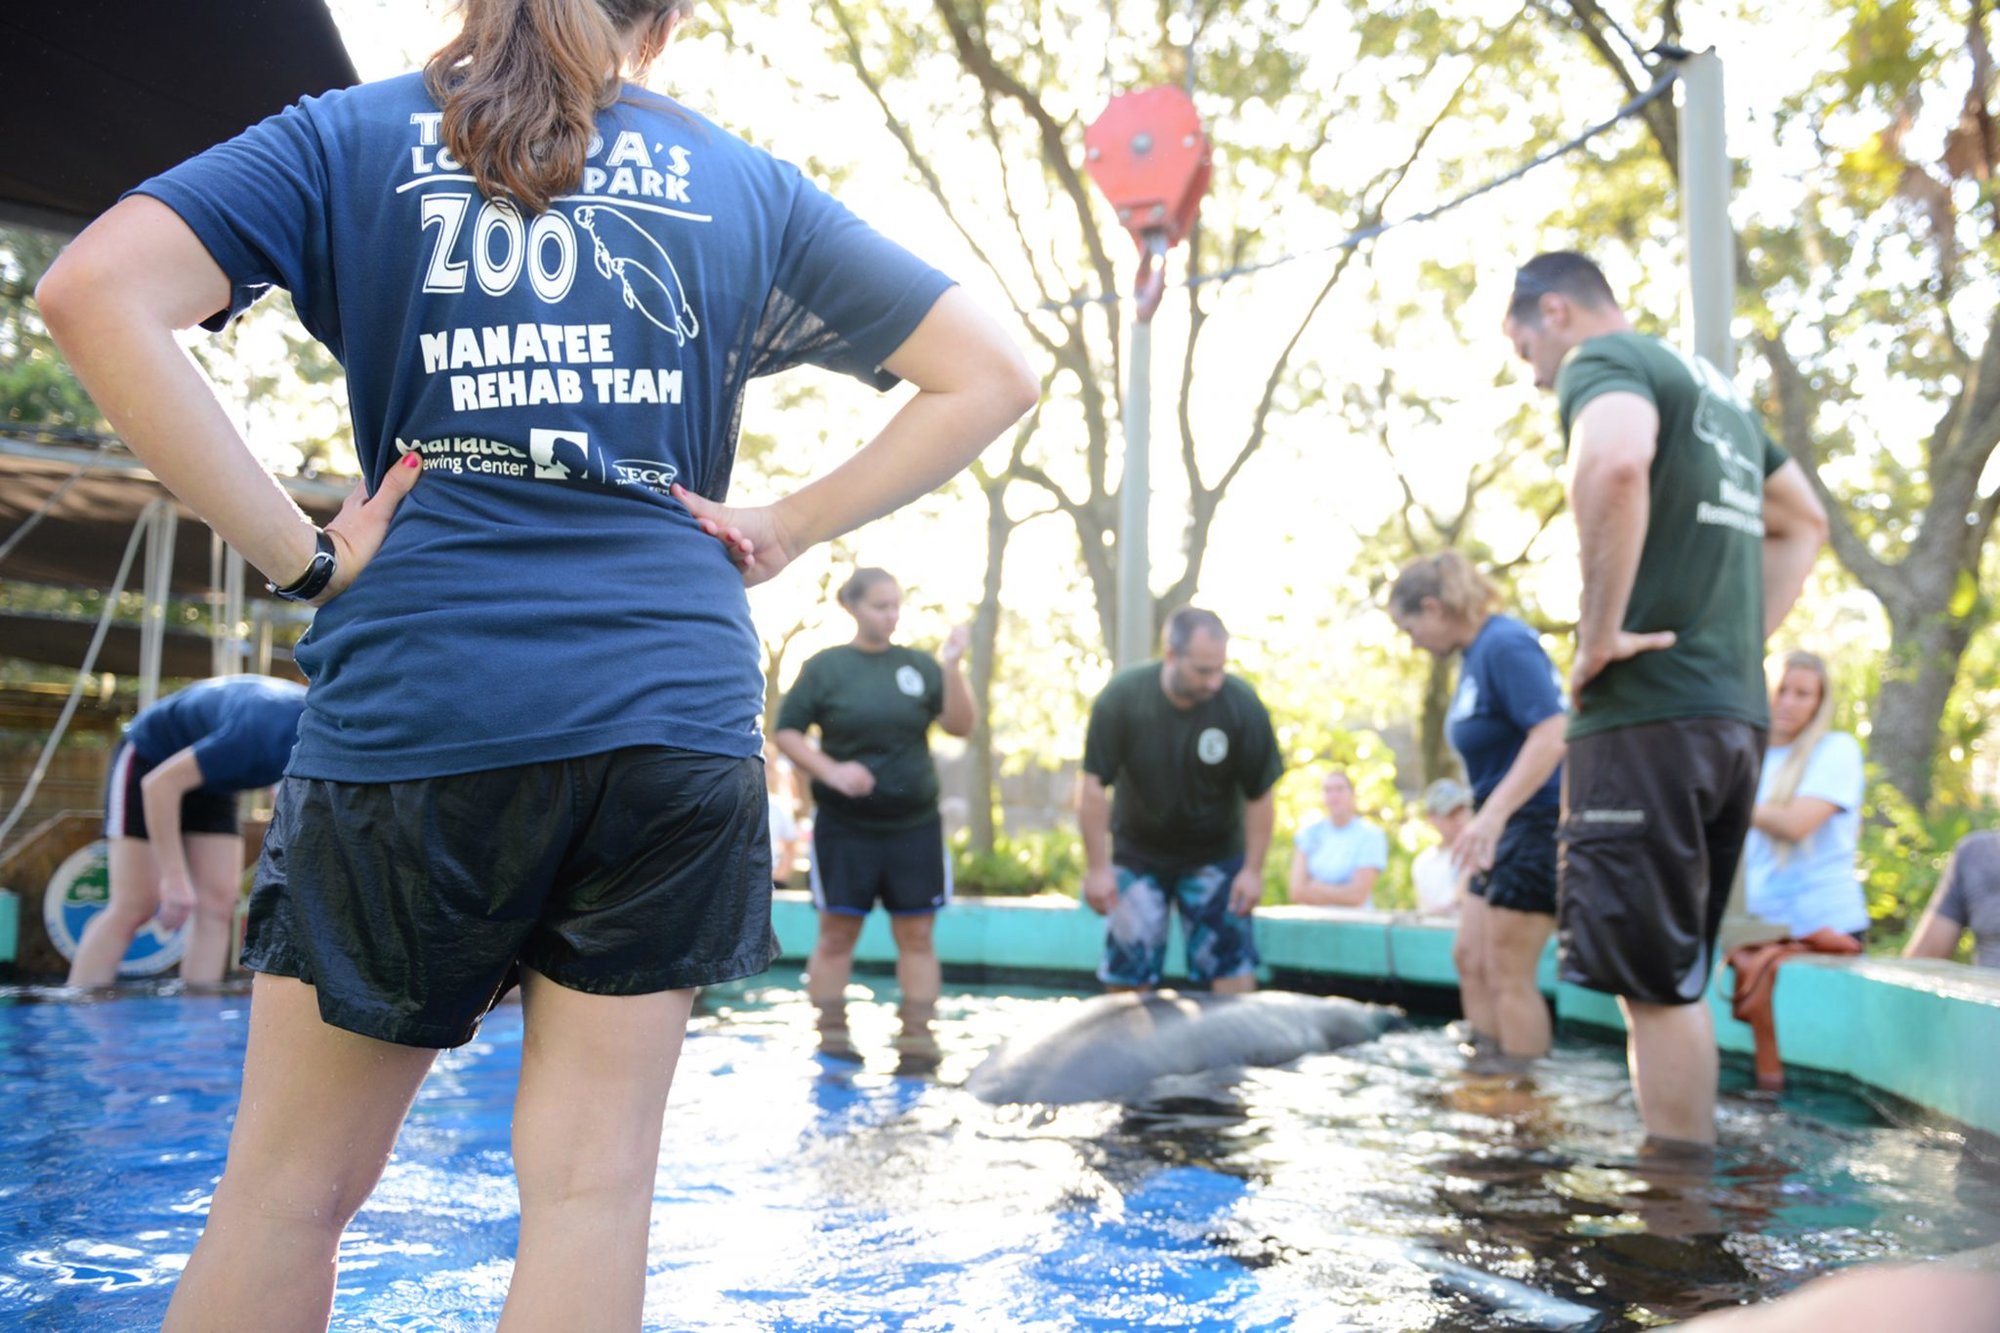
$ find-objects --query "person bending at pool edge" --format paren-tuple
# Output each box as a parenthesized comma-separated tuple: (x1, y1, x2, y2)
(67, 674, 307, 989)
(36, 0, 1038, 1327)
(1288, 769, 1388, 908)
(1390, 549, 1567, 1071)
(1503, 251, 1826, 1153)
(1078, 607, 1283, 994)
(775, 567, 973, 1064)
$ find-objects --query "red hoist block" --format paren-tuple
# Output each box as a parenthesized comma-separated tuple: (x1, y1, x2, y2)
(1083, 86, 1212, 252)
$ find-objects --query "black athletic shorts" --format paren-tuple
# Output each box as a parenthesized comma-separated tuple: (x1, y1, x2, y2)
(242, 747, 778, 1048)
(1473, 802, 1558, 916)
(104, 740, 239, 840)
(808, 806, 951, 917)
(1557, 717, 1763, 1006)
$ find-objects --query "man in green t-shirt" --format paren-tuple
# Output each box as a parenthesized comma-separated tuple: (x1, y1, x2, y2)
(1078, 607, 1284, 994)
(1503, 251, 1828, 1152)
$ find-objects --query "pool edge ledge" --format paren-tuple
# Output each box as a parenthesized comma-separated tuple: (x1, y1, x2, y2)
(769, 892, 2000, 1136)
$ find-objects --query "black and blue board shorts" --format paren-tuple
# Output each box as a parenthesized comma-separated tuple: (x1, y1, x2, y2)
(243, 747, 778, 1047)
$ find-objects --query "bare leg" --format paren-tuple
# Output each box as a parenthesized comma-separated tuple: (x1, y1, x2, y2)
(806, 912, 866, 1055)
(1622, 996, 1718, 1146)
(163, 975, 436, 1332)
(66, 838, 161, 987)
(887, 912, 940, 1011)
(1451, 894, 1497, 1045)
(499, 969, 691, 1333)
(888, 912, 941, 1065)
(1210, 971, 1256, 995)
(180, 833, 246, 986)
(1485, 905, 1555, 1059)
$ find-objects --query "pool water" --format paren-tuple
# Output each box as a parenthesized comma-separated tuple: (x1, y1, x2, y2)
(3, 977, 1997, 1331)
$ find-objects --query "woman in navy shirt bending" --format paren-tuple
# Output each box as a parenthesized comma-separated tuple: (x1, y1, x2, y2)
(1391, 552, 1567, 1071)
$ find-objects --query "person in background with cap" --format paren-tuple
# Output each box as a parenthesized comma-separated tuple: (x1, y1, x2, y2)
(1390, 550, 1565, 1072)
(67, 674, 306, 988)
(1409, 778, 1473, 919)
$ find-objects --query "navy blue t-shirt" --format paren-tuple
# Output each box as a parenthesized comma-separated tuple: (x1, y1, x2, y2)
(125, 676, 308, 792)
(134, 75, 954, 781)
(1446, 615, 1565, 810)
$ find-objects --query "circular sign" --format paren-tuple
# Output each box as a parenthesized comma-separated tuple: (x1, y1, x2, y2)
(1196, 727, 1230, 765)
(41, 840, 189, 977)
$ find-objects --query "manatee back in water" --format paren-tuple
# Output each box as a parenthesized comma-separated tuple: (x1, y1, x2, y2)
(964, 989, 1403, 1105)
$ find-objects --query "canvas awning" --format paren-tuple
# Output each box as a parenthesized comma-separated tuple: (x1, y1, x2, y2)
(0, 2, 359, 235)
(0, 432, 340, 675)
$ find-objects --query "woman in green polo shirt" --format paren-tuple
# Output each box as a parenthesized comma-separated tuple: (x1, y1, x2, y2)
(775, 567, 974, 1065)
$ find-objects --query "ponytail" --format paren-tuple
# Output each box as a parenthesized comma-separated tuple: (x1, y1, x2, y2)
(838, 568, 896, 610)
(424, 0, 690, 214)
(1388, 550, 1502, 624)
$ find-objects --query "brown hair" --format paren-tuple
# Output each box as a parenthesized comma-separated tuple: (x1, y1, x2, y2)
(424, 0, 692, 214)
(1508, 251, 1617, 325)
(837, 567, 897, 610)
(1765, 651, 1837, 863)
(1163, 606, 1228, 654)
(1388, 551, 1501, 623)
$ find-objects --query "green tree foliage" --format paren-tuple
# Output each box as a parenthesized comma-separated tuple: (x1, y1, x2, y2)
(1537, 0, 2000, 814)
(0, 226, 101, 432)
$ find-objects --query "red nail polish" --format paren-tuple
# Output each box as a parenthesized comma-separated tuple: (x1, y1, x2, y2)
(403, 452, 422, 469)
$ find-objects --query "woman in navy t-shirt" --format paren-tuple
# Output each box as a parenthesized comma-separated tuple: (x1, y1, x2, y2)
(38, 1, 1035, 1325)
(1390, 551, 1567, 1070)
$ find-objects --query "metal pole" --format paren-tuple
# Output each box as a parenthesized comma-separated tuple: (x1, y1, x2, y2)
(1677, 48, 1735, 375)
(1116, 316, 1152, 667)
(210, 528, 227, 678)
(138, 500, 176, 710)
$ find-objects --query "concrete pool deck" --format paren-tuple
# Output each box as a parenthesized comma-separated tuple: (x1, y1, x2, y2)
(771, 891, 2000, 1137)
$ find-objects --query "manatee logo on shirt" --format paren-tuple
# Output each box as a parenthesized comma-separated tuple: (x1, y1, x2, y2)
(529, 428, 606, 484)
(1197, 727, 1229, 765)
(895, 665, 925, 697)
(1449, 676, 1479, 722)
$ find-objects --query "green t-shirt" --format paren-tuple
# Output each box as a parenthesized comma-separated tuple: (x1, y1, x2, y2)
(776, 644, 945, 831)
(1556, 332, 1789, 739)
(1081, 662, 1284, 872)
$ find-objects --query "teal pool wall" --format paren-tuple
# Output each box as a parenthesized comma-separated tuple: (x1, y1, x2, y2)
(771, 892, 2000, 1136)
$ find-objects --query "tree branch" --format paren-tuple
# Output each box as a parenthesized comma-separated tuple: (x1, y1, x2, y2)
(1756, 331, 1899, 598)
(929, 0, 1122, 348)
(823, 0, 1057, 359)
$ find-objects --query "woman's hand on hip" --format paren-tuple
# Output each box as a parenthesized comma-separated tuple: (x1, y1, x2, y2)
(318, 451, 424, 603)
(672, 485, 804, 588)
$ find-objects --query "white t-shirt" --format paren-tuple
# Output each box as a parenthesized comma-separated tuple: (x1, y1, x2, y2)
(1409, 847, 1463, 916)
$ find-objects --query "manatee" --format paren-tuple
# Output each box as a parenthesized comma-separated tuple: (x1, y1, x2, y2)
(965, 989, 1403, 1105)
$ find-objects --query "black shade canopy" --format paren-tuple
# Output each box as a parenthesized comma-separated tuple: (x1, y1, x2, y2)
(0, 2, 358, 234)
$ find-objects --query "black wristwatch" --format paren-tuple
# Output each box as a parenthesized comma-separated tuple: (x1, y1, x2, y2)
(267, 527, 337, 602)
